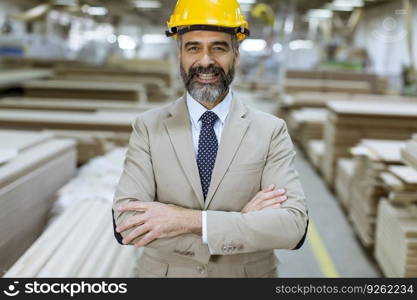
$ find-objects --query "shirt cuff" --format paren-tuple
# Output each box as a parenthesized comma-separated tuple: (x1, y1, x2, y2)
(202, 211, 208, 244)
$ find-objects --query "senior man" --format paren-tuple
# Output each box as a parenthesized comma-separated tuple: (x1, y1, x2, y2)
(112, 0, 308, 278)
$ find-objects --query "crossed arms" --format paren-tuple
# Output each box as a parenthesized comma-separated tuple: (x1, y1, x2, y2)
(112, 116, 308, 255)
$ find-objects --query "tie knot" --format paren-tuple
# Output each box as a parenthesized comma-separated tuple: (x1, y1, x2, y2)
(200, 111, 218, 127)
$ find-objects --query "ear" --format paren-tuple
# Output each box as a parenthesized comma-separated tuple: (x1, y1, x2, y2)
(235, 51, 240, 67)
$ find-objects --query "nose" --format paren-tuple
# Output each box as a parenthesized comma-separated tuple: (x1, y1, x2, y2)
(198, 52, 215, 68)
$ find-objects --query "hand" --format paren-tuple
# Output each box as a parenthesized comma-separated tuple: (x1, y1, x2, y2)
(116, 202, 201, 248)
(241, 184, 287, 213)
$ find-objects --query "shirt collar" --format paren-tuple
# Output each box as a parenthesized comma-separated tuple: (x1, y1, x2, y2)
(186, 89, 232, 126)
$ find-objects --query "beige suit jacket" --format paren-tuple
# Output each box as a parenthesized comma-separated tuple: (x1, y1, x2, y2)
(112, 95, 308, 278)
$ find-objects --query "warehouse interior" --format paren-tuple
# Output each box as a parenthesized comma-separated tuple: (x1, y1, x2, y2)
(1, 0, 417, 278)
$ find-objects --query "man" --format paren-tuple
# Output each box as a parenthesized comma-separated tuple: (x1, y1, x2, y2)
(112, 0, 308, 278)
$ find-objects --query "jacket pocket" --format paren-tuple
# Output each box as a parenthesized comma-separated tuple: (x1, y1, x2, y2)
(243, 255, 279, 278)
(137, 253, 169, 278)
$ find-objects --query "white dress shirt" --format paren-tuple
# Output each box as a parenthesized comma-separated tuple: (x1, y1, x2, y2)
(186, 90, 232, 246)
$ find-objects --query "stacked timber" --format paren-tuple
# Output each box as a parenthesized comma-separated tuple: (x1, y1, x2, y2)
(348, 140, 405, 248)
(0, 97, 158, 113)
(287, 108, 327, 150)
(306, 140, 325, 172)
(0, 130, 76, 274)
(277, 92, 416, 121)
(322, 100, 417, 188)
(335, 158, 355, 211)
(374, 200, 417, 277)
(4, 148, 139, 278)
(0, 110, 139, 164)
(285, 78, 373, 94)
(286, 69, 388, 94)
(23, 80, 146, 102)
(54, 65, 170, 102)
(401, 134, 417, 170)
(0, 69, 52, 90)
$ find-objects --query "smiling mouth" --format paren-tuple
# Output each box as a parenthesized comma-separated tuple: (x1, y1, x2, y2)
(193, 72, 220, 84)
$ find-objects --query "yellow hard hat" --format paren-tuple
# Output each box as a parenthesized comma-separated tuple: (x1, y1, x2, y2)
(166, 0, 250, 41)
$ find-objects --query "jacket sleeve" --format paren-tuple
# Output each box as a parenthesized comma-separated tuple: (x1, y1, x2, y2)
(206, 119, 309, 255)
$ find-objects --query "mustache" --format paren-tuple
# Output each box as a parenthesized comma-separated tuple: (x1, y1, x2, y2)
(185, 65, 226, 85)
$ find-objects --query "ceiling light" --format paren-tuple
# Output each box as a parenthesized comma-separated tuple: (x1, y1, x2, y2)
(133, 0, 161, 9)
(241, 39, 267, 52)
(86, 6, 107, 16)
(142, 34, 170, 44)
(289, 40, 314, 50)
(273, 43, 283, 53)
(306, 9, 333, 19)
(118, 35, 137, 50)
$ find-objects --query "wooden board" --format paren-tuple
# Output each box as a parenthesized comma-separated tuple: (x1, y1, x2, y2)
(0, 69, 52, 89)
(0, 137, 76, 273)
(0, 97, 158, 113)
(23, 80, 146, 102)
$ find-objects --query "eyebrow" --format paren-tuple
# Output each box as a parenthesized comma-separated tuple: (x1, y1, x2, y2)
(184, 40, 231, 49)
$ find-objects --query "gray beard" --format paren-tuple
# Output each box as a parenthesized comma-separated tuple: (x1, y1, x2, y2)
(180, 64, 235, 104)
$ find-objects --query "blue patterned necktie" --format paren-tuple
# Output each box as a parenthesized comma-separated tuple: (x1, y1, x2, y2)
(197, 111, 219, 200)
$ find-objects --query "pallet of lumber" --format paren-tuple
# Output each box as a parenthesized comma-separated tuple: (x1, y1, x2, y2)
(285, 79, 372, 94)
(4, 148, 139, 277)
(0, 131, 76, 274)
(0, 110, 142, 164)
(307, 140, 325, 172)
(276, 92, 417, 121)
(0, 97, 158, 113)
(287, 108, 327, 150)
(374, 199, 417, 277)
(335, 158, 355, 211)
(23, 80, 146, 102)
(380, 165, 417, 205)
(348, 140, 405, 248)
(401, 134, 417, 171)
(53, 66, 171, 102)
(322, 101, 417, 188)
(0, 69, 52, 89)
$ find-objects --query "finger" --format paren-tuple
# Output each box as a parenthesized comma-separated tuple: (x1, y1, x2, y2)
(122, 224, 150, 245)
(118, 202, 149, 212)
(267, 203, 282, 210)
(116, 214, 146, 233)
(262, 184, 275, 192)
(135, 231, 157, 248)
(260, 196, 287, 209)
(259, 189, 286, 201)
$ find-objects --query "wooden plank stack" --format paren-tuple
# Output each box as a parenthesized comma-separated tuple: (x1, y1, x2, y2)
(4, 148, 139, 278)
(0, 97, 158, 113)
(286, 69, 388, 94)
(401, 134, 417, 171)
(0, 69, 52, 90)
(348, 140, 405, 248)
(285, 78, 373, 94)
(322, 100, 417, 188)
(335, 158, 355, 211)
(53, 65, 171, 102)
(374, 199, 417, 277)
(0, 130, 76, 274)
(0, 110, 140, 164)
(307, 140, 325, 172)
(23, 80, 147, 102)
(287, 108, 327, 150)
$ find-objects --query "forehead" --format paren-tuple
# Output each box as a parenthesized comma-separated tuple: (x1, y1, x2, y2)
(181, 30, 232, 44)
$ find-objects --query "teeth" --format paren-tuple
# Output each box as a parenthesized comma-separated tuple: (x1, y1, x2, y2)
(198, 73, 216, 79)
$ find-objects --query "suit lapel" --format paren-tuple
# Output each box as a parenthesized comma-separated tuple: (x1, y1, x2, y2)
(204, 97, 251, 209)
(164, 97, 205, 208)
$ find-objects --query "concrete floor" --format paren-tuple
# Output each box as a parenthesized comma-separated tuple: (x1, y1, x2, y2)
(236, 91, 382, 278)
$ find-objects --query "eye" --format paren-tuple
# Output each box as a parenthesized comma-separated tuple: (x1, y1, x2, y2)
(187, 46, 199, 52)
(213, 47, 226, 52)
